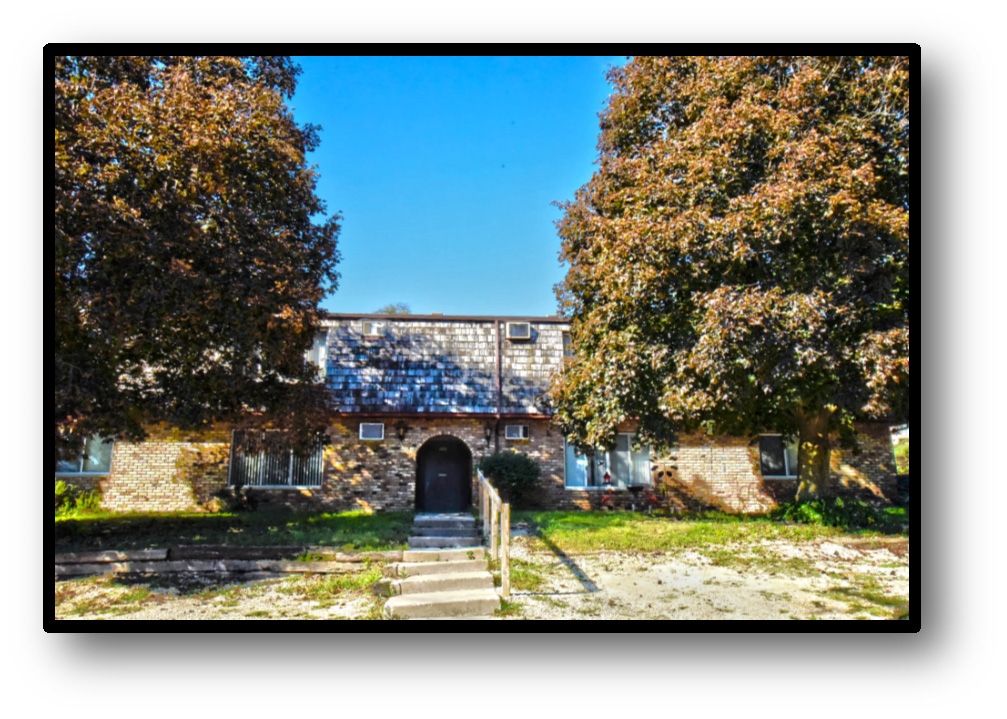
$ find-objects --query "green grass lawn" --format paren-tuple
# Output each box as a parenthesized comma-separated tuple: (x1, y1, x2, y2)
(516, 506, 908, 555)
(55, 510, 413, 553)
(55, 504, 907, 556)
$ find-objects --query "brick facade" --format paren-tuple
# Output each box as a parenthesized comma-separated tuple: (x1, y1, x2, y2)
(55, 314, 900, 515)
(650, 423, 898, 513)
(55, 420, 898, 514)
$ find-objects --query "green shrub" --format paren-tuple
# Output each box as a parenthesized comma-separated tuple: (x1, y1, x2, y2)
(772, 497, 883, 530)
(893, 438, 910, 474)
(213, 483, 259, 512)
(55, 480, 102, 516)
(478, 451, 541, 508)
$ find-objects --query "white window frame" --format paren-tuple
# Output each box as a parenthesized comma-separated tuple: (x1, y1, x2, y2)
(504, 424, 529, 440)
(562, 331, 574, 358)
(563, 435, 651, 489)
(305, 331, 328, 381)
(55, 435, 114, 475)
(759, 434, 799, 479)
(505, 322, 532, 341)
(359, 422, 385, 441)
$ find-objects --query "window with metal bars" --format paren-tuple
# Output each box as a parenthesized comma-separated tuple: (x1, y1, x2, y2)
(228, 430, 325, 487)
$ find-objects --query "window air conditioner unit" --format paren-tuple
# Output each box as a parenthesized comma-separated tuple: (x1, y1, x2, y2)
(506, 322, 531, 340)
(359, 423, 385, 441)
(504, 424, 529, 440)
(361, 321, 385, 338)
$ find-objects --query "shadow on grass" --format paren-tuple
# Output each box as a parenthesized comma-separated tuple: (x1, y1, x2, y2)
(106, 572, 266, 597)
(532, 530, 600, 594)
(55, 510, 414, 553)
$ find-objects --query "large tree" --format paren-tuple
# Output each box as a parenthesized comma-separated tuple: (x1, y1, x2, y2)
(551, 56, 910, 500)
(55, 56, 341, 463)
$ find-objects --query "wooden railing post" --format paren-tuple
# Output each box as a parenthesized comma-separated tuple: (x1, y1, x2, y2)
(482, 484, 490, 538)
(501, 502, 510, 599)
(477, 469, 509, 596)
(490, 498, 499, 560)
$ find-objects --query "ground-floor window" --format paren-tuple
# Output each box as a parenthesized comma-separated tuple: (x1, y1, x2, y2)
(759, 434, 798, 478)
(890, 424, 909, 475)
(56, 435, 114, 475)
(229, 430, 325, 487)
(564, 435, 651, 488)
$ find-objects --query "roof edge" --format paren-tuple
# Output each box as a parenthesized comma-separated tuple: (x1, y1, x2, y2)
(321, 312, 570, 324)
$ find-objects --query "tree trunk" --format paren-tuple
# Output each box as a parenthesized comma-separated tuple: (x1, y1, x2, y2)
(794, 409, 833, 502)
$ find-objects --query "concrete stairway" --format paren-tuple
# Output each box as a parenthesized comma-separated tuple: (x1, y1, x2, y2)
(381, 513, 500, 619)
(407, 512, 483, 548)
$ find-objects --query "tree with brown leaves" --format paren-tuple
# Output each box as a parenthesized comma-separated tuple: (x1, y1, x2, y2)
(55, 56, 341, 464)
(551, 56, 910, 500)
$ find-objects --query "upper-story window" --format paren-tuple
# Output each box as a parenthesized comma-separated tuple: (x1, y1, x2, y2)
(506, 322, 532, 341)
(361, 321, 385, 338)
(56, 435, 114, 474)
(562, 332, 574, 358)
(305, 331, 328, 380)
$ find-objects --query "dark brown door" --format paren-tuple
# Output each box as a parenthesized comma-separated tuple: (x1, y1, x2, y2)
(416, 437, 472, 512)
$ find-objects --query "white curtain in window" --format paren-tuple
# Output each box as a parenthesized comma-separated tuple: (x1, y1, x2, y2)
(565, 442, 588, 487)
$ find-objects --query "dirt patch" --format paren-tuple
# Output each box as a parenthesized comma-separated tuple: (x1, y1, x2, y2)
(500, 535, 910, 621)
(54, 571, 388, 620)
(55, 534, 910, 621)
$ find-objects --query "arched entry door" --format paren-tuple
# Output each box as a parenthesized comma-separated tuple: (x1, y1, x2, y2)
(416, 436, 472, 513)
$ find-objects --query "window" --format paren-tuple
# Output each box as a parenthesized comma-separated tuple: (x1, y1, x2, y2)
(506, 322, 531, 340)
(759, 434, 798, 478)
(229, 430, 324, 487)
(504, 424, 529, 440)
(56, 435, 114, 474)
(359, 423, 385, 441)
(562, 332, 574, 358)
(564, 435, 651, 488)
(305, 331, 328, 380)
(890, 424, 909, 475)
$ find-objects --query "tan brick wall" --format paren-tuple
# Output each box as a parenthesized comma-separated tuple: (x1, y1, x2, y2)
(57, 419, 898, 515)
(652, 423, 898, 512)
(97, 440, 230, 513)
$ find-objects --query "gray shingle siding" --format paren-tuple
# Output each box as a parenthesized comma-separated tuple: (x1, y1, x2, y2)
(323, 317, 567, 415)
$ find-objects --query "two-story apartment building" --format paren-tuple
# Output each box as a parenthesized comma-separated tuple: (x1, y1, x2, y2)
(56, 313, 900, 514)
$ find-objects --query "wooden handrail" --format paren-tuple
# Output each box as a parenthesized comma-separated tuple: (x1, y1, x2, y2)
(477, 469, 510, 599)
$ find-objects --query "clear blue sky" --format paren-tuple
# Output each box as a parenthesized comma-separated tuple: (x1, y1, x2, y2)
(290, 56, 626, 317)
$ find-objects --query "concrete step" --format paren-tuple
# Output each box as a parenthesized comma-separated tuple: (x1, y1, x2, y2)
(413, 514, 478, 529)
(413, 527, 482, 538)
(402, 548, 485, 563)
(410, 616, 497, 620)
(384, 588, 500, 619)
(383, 571, 493, 596)
(408, 536, 485, 549)
(382, 558, 488, 578)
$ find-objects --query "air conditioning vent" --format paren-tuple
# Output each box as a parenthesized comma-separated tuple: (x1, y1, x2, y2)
(504, 424, 529, 440)
(359, 423, 384, 441)
(361, 321, 385, 338)
(506, 322, 531, 340)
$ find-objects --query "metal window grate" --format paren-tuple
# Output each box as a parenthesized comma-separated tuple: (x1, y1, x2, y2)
(229, 430, 324, 487)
